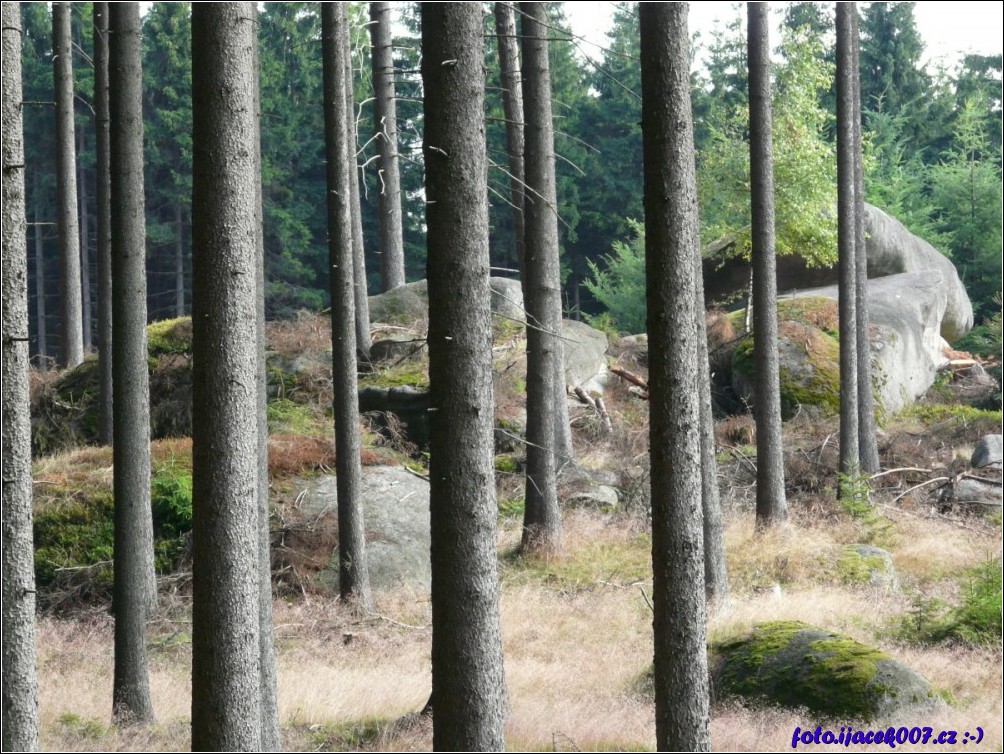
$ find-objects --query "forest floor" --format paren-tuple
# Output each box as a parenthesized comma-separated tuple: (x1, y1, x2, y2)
(30, 315, 1003, 752)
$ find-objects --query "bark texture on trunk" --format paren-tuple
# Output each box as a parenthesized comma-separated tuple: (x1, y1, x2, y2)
(78, 132, 91, 350)
(422, 4, 507, 749)
(191, 4, 264, 749)
(494, 2, 526, 277)
(53, 1, 83, 367)
(251, 30, 280, 753)
(345, 27, 372, 362)
(836, 3, 860, 486)
(748, 2, 788, 527)
(851, 6, 880, 474)
(640, 4, 711, 750)
(33, 170, 48, 371)
(370, 1, 406, 292)
(520, 1, 566, 557)
(94, 2, 113, 445)
(2, 5, 40, 748)
(108, 1, 156, 725)
(324, 2, 373, 611)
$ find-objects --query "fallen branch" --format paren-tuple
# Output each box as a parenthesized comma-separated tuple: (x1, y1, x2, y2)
(869, 467, 931, 481)
(890, 476, 951, 506)
(610, 365, 649, 391)
(572, 386, 612, 431)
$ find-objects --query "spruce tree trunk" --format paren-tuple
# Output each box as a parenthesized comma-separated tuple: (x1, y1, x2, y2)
(836, 3, 860, 488)
(639, 4, 710, 750)
(251, 32, 280, 752)
(695, 259, 728, 602)
(851, 6, 881, 474)
(324, 2, 373, 612)
(370, 1, 406, 292)
(422, 5, 507, 749)
(344, 27, 372, 363)
(2, 5, 41, 748)
(77, 132, 92, 350)
(94, 1, 113, 445)
(33, 169, 48, 372)
(108, 1, 155, 725)
(520, 1, 566, 556)
(748, 2, 788, 527)
(174, 203, 185, 317)
(494, 2, 526, 278)
(53, 1, 84, 367)
(191, 4, 264, 749)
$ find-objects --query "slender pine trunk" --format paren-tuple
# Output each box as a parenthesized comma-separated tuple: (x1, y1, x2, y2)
(748, 2, 788, 527)
(370, 1, 406, 292)
(836, 3, 860, 491)
(494, 2, 527, 280)
(520, 1, 566, 556)
(851, 6, 880, 474)
(422, 5, 508, 748)
(323, 2, 373, 611)
(78, 131, 92, 350)
(94, 1, 113, 445)
(2, 5, 41, 748)
(108, 1, 156, 725)
(53, 1, 84, 367)
(640, 4, 710, 750)
(33, 169, 48, 372)
(191, 5, 265, 747)
(175, 203, 185, 317)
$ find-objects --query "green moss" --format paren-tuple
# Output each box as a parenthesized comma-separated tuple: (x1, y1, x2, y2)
(733, 322, 841, 418)
(836, 546, 889, 585)
(896, 402, 1003, 426)
(146, 317, 192, 357)
(267, 398, 326, 436)
(57, 712, 107, 740)
(498, 496, 525, 519)
(494, 454, 519, 474)
(34, 492, 115, 589)
(712, 621, 925, 720)
(359, 364, 429, 390)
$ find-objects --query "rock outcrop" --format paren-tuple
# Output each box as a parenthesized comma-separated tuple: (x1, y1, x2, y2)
(712, 621, 939, 721)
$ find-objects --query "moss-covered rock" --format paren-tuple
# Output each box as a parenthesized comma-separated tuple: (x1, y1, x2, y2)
(711, 621, 938, 720)
(732, 315, 841, 419)
(837, 545, 897, 589)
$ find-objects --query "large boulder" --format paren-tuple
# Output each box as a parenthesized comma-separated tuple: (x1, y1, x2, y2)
(712, 621, 939, 721)
(367, 277, 525, 327)
(972, 435, 1004, 470)
(864, 204, 973, 341)
(296, 466, 432, 590)
(701, 203, 973, 343)
(562, 319, 609, 394)
(786, 271, 955, 413)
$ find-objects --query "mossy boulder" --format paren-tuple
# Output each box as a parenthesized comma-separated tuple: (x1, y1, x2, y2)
(731, 299, 841, 419)
(32, 319, 195, 457)
(712, 621, 938, 720)
(837, 545, 897, 589)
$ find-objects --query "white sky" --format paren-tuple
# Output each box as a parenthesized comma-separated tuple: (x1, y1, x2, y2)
(562, 2, 1004, 71)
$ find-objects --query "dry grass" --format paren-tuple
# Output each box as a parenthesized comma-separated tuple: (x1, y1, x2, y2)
(33, 504, 1002, 752)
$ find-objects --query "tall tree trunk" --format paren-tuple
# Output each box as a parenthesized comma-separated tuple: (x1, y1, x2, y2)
(78, 131, 92, 350)
(494, 2, 526, 279)
(520, 1, 566, 557)
(174, 203, 185, 317)
(190, 5, 264, 748)
(108, 2, 156, 725)
(344, 27, 372, 363)
(33, 169, 48, 372)
(851, 6, 880, 474)
(2, 5, 41, 748)
(695, 262, 728, 602)
(422, 5, 507, 749)
(640, 4, 711, 750)
(324, 2, 373, 612)
(748, 2, 788, 527)
(94, 1, 113, 445)
(836, 3, 860, 491)
(370, 1, 406, 292)
(53, 1, 84, 368)
(252, 30, 280, 752)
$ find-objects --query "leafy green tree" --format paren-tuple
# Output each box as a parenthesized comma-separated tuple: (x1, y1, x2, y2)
(928, 100, 1003, 321)
(699, 25, 837, 266)
(583, 220, 646, 333)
